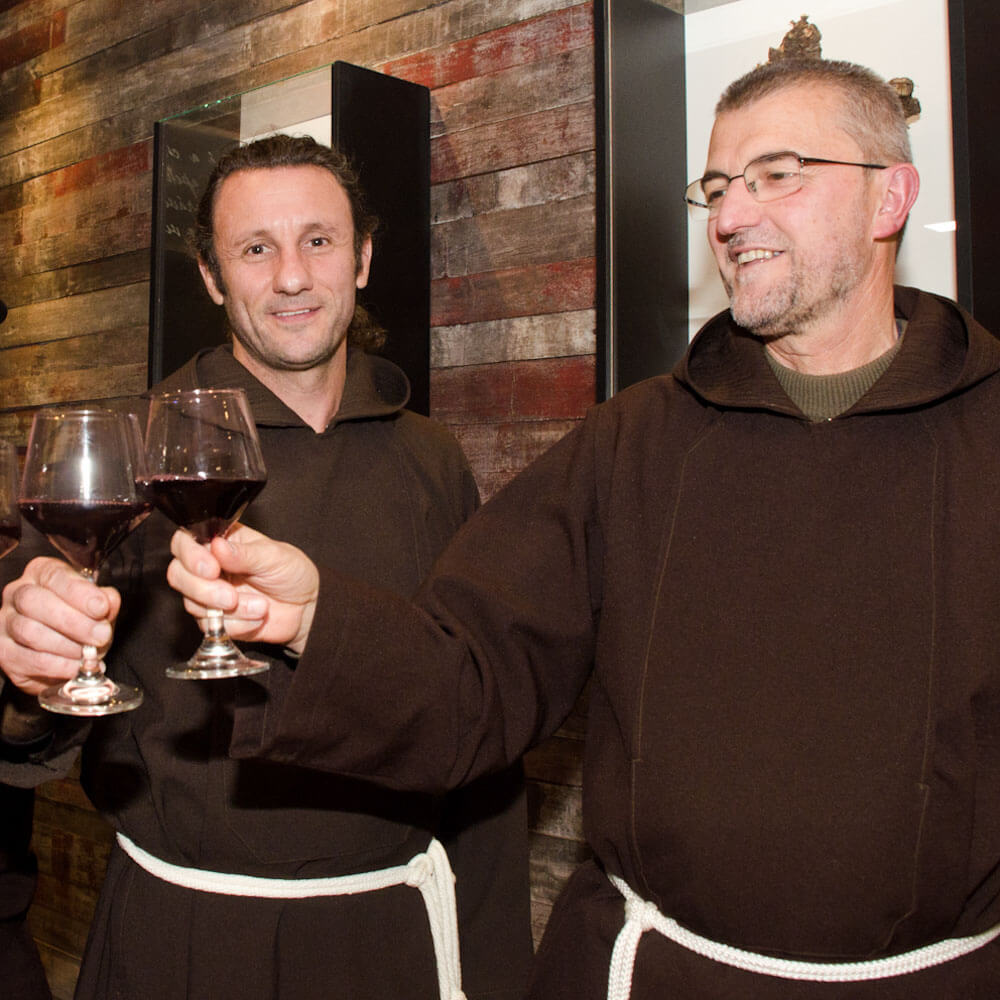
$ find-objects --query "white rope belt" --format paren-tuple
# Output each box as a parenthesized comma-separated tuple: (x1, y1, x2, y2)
(608, 873, 1000, 1000)
(118, 832, 464, 1000)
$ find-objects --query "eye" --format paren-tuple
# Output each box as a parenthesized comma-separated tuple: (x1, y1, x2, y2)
(246, 243, 267, 256)
(753, 155, 802, 190)
(703, 184, 727, 206)
(308, 237, 329, 248)
(763, 167, 797, 183)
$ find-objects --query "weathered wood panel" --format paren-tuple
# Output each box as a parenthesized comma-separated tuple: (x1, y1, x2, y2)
(31, 872, 102, 946)
(527, 836, 591, 945)
(0, 7, 65, 76)
(528, 778, 585, 848)
(433, 309, 595, 368)
(14, 175, 148, 254)
(0, 0, 588, 184)
(27, 769, 112, 997)
(432, 100, 594, 184)
(31, 797, 113, 900)
(524, 733, 584, 789)
(1, 0, 297, 99)
(446, 418, 582, 500)
(17, 141, 151, 205)
(0, 328, 148, 409)
(432, 257, 595, 327)
(352, 0, 588, 72)
(523, 685, 591, 946)
(431, 46, 593, 139)
(432, 355, 595, 427)
(3, 250, 148, 309)
(433, 194, 595, 279)
(0, 0, 66, 39)
(35, 941, 78, 1000)
(13, 211, 151, 278)
(1, 284, 149, 350)
(433, 151, 595, 223)
(383, 3, 592, 90)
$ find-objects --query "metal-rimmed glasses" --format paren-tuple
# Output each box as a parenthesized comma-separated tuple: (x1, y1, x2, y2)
(684, 151, 887, 219)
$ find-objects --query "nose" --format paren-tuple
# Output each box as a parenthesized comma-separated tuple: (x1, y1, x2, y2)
(273, 247, 312, 294)
(711, 175, 761, 239)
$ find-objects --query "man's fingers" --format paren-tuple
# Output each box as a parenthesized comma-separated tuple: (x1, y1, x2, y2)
(7, 577, 114, 650)
(0, 556, 122, 695)
(167, 557, 237, 613)
(29, 557, 117, 619)
(5, 596, 108, 659)
(3, 650, 82, 695)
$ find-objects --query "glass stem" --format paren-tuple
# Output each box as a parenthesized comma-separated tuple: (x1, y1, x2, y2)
(78, 568, 106, 681)
(204, 607, 226, 640)
(79, 644, 103, 680)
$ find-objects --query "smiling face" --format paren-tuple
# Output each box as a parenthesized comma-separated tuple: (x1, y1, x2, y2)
(705, 83, 886, 340)
(198, 165, 372, 379)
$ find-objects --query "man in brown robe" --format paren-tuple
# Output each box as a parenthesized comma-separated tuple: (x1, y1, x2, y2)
(0, 134, 531, 1000)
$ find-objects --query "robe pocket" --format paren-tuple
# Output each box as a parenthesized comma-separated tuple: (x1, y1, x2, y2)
(630, 754, 930, 959)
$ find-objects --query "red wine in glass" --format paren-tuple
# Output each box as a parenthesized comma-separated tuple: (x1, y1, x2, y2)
(18, 409, 146, 715)
(0, 439, 19, 560)
(18, 498, 150, 572)
(143, 388, 268, 679)
(141, 475, 265, 545)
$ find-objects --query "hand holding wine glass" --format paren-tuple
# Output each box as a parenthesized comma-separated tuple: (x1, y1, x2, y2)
(143, 388, 268, 679)
(167, 522, 319, 656)
(0, 439, 20, 560)
(17, 409, 146, 715)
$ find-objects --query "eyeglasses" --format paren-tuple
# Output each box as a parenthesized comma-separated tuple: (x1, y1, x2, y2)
(684, 151, 887, 219)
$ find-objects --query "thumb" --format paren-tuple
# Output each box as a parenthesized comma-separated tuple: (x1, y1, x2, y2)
(213, 524, 319, 610)
(210, 523, 268, 575)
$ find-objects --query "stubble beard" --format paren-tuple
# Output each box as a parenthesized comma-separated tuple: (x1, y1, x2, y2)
(228, 309, 349, 374)
(725, 243, 867, 339)
(235, 333, 345, 373)
(721, 189, 873, 339)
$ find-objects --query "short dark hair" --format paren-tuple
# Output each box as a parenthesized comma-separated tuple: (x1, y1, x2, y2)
(716, 59, 912, 165)
(195, 133, 385, 352)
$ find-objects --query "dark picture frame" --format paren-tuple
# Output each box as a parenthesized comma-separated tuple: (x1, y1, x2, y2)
(948, 0, 1000, 336)
(595, 0, 687, 401)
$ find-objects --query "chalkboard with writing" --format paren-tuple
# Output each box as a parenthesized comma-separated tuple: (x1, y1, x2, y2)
(148, 63, 430, 415)
(149, 122, 232, 387)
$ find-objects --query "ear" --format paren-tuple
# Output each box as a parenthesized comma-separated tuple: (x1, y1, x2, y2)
(872, 162, 920, 240)
(355, 235, 373, 290)
(198, 257, 226, 306)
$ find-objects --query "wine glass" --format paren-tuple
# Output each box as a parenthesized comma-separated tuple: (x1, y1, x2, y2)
(143, 388, 268, 679)
(0, 439, 20, 559)
(18, 409, 146, 715)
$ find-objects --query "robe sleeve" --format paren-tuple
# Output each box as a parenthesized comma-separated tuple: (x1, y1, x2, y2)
(231, 416, 603, 795)
(0, 680, 89, 787)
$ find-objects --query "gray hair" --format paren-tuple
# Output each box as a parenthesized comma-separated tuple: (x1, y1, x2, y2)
(716, 59, 912, 165)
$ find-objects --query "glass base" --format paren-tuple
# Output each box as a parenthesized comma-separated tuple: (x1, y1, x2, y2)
(167, 634, 269, 680)
(39, 678, 144, 716)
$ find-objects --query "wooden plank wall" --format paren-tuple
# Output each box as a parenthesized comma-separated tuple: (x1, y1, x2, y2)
(0, 0, 596, 994)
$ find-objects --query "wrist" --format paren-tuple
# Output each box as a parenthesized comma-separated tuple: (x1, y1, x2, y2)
(286, 594, 317, 658)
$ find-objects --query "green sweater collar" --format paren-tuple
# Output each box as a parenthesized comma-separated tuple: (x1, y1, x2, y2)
(765, 323, 906, 422)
